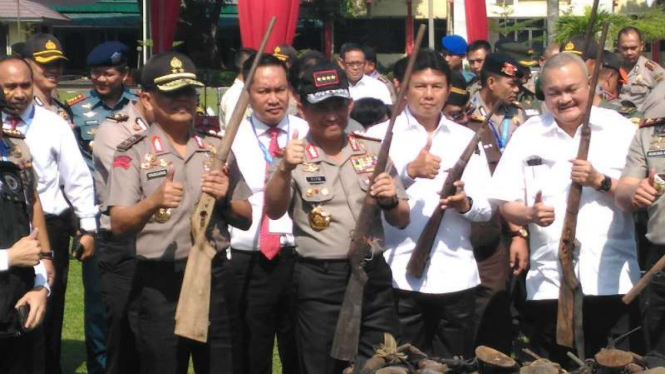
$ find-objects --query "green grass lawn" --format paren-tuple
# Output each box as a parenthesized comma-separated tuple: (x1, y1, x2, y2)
(61, 259, 284, 373)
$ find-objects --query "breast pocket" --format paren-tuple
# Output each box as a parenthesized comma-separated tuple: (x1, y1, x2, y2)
(630, 84, 649, 95)
(79, 121, 99, 141)
(142, 167, 169, 197)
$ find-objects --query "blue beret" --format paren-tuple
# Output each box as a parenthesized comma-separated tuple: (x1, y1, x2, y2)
(87, 41, 129, 67)
(441, 35, 468, 56)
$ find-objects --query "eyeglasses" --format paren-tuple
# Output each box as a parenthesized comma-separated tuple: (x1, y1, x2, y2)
(344, 61, 365, 68)
(446, 104, 475, 122)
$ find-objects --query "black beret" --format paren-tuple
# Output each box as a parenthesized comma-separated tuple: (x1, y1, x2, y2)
(482, 53, 523, 79)
(602, 51, 622, 72)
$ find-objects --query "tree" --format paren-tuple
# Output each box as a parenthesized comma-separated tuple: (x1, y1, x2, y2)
(547, 0, 558, 43)
(176, 0, 228, 69)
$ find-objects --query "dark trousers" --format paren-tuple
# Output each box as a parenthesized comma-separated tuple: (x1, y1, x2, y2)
(0, 327, 45, 374)
(394, 287, 476, 359)
(130, 255, 237, 374)
(43, 210, 75, 374)
(293, 256, 399, 374)
(97, 231, 139, 374)
(83, 251, 107, 374)
(228, 248, 299, 374)
(522, 296, 643, 368)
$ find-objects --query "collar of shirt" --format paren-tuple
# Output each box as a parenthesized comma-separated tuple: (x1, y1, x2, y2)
(537, 109, 604, 138)
(148, 123, 208, 161)
(351, 74, 369, 88)
(89, 88, 134, 111)
(2, 104, 35, 131)
(251, 114, 289, 138)
(402, 105, 451, 136)
(304, 133, 365, 165)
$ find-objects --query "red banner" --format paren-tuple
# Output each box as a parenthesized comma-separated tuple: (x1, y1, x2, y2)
(464, 0, 489, 43)
(238, 0, 300, 51)
(151, 0, 181, 54)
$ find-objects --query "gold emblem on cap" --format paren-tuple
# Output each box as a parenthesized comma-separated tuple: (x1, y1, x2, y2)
(564, 41, 575, 51)
(170, 57, 184, 73)
(45, 40, 56, 50)
(309, 206, 331, 231)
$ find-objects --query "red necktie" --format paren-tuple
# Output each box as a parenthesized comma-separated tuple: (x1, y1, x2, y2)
(7, 116, 20, 130)
(259, 127, 282, 260)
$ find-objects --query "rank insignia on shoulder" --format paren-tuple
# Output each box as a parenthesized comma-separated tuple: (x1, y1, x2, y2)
(66, 94, 87, 107)
(645, 60, 659, 72)
(350, 132, 381, 143)
(116, 133, 146, 151)
(468, 113, 485, 122)
(107, 112, 129, 123)
(33, 96, 44, 107)
(2, 128, 24, 139)
(639, 118, 665, 129)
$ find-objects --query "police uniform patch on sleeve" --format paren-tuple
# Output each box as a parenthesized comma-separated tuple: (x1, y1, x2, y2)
(116, 133, 146, 151)
(2, 128, 25, 139)
(66, 94, 87, 107)
(112, 155, 132, 169)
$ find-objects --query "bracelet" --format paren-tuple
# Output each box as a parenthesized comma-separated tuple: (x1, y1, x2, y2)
(378, 195, 399, 210)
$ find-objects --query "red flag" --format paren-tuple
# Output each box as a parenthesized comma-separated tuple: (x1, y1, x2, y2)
(464, 0, 489, 43)
(238, 0, 300, 51)
(151, 0, 181, 54)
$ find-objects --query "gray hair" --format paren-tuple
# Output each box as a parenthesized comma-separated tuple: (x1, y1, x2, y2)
(541, 53, 588, 88)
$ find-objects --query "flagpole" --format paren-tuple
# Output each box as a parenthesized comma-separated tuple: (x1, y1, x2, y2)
(428, 0, 434, 48)
(142, 0, 148, 64)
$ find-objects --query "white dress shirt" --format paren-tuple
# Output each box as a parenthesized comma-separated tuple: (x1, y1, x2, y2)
(2, 105, 97, 231)
(349, 75, 393, 106)
(489, 107, 640, 300)
(229, 114, 309, 251)
(0, 253, 50, 292)
(366, 108, 494, 294)
(219, 78, 252, 133)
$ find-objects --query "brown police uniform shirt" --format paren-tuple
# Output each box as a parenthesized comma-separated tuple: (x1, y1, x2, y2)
(470, 92, 525, 151)
(106, 123, 251, 260)
(620, 56, 665, 110)
(623, 121, 665, 245)
(93, 102, 150, 231)
(281, 134, 407, 260)
(1, 129, 37, 188)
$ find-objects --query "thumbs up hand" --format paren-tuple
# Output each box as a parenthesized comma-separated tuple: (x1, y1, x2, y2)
(151, 166, 184, 209)
(530, 191, 555, 227)
(9, 228, 41, 267)
(282, 129, 306, 171)
(632, 168, 659, 208)
(406, 136, 441, 179)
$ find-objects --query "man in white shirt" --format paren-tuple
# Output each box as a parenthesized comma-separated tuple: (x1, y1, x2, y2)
(490, 53, 641, 364)
(228, 54, 307, 374)
(0, 56, 98, 374)
(366, 49, 494, 359)
(219, 48, 256, 134)
(339, 43, 392, 106)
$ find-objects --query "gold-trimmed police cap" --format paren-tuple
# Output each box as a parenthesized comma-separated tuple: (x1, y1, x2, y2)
(141, 52, 204, 92)
(22, 33, 68, 64)
(299, 63, 350, 104)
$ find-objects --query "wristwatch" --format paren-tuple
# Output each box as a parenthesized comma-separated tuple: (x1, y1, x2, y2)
(510, 227, 529, 239)
(378, 195, 399, 210)
(596, 174, 612, 193)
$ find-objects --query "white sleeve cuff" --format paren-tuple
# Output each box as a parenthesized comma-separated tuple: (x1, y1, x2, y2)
(80, 217, 98, 232)
(33, 261, 51, 296)
(0, 250, 8, 271)
(398, 163, 416, 190)
(461, 197, 494, 223)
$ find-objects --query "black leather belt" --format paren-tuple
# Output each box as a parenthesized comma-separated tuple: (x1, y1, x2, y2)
(231, 246, 297, 259)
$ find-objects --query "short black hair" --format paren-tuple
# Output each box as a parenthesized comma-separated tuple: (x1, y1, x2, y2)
(618, 26, 642, 42)
(467, 40, 491, 54)
(340, 43, 364, 60)
(392, 56, 408, 84)
(411, 49, 451, 86)
(480, 70, 494, 87)
(363, 45, 377, 64)
(242, 54, 288, 87)
(0, 55, 33, 80)
(350, 97, 390, 129)
(235, 48, 257, 70)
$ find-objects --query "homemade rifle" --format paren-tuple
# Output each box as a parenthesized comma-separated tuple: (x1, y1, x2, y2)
(407, 103, 501, 278)
(329, 24, 427, 362)
(174, 17, 276, 343)
(555, 20, 610, 359)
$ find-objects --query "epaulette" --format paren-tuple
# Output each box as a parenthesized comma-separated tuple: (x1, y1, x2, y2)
(639, 117, 665, 129)
(350, 132, 381, 142)
(198, 129, 223, 139)
(2, 128, 24, 139)
(66, 94, 87, 107)
(645, 60, 660, 72)
(468, 113, 485, 122)
(377, 75, 390, 84)
(116, 133, 146, 151)
(510, 100, 523, 109)
(107, 112, 129, 123)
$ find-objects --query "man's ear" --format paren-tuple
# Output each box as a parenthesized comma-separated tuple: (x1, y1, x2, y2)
(140, 91, 153, 113)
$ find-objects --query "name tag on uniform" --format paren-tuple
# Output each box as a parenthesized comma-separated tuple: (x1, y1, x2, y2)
(648, 150, 665, 157)
(306, 176, 326, 184)
(147, 169, 168, 180)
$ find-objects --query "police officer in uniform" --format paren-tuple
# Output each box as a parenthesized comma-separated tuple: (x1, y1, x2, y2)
(363, 45, 397, 104)
(0, 88, 52, 374)
(596, 51, 642, 124)
(618, 27, 665, 110)
(264, 62, 410, 374)
(107, 52, 252, 374)
(470, 53, 526, 153)
(21, 33, 73, 126)
(92, 98, 151, 374)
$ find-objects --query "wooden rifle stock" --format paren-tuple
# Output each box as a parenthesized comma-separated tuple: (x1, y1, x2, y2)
(406, 104, 499, 278)
(623, 254, 665, 304)
(174, 17, 276, 343)
(555, 20, 609, 359)
(330, 25, 427, 362)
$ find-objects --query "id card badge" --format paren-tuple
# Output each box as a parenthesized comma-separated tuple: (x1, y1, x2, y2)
(269, 215, 292, 234)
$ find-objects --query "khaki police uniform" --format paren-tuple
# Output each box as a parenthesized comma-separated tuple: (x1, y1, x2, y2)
(470, 92, 525, 151)
(280, 133, 406, 373)
(620, 56, 665, 110)
(468, 78, 481, 98)
(92, 101, 148, 374)
(642, 81, 665, 119)
(33, 95, 73, 126)
(106, 123, 251, 374)
(598, 95, 643, 126)
(376, 73, 397, 104)
(623, 118, 665, 356)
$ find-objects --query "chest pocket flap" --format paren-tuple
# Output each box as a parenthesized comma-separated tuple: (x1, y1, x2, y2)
(79, 121, 99, 141)
(297, 172, 334, 204)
